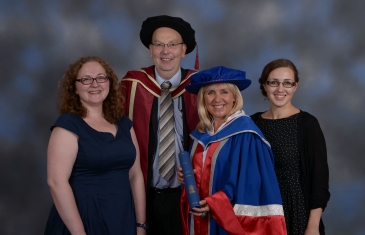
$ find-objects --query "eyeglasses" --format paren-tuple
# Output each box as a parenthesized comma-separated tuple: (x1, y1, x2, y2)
(266, 80, 296, 88)
(76, 75, 109, 85)
(150, 42, 184, 50)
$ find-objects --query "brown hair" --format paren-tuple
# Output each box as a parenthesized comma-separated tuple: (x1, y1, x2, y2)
(196, 83, 243, 133)
(258, 58, 300, 97)
(58, 56, 123, 124)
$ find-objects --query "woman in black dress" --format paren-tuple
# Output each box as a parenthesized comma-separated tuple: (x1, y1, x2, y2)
(251, 59, 330, 235)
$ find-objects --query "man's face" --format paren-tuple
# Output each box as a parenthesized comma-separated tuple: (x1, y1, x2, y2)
(149, 27, 187, 80)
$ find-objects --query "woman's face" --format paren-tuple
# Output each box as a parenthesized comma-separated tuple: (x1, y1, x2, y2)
(75, 61, 110, 108)
(264, 67, 298, 109)
(203, 83, 235, 124)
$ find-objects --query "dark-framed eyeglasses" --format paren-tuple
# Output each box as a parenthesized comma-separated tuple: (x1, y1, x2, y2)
(150, 42, 184, 50)
(76, 75, 109, 85)
(266, 80, 296, 88)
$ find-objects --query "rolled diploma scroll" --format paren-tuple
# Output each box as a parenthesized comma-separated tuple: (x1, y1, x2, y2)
(179, 151, 201, 210)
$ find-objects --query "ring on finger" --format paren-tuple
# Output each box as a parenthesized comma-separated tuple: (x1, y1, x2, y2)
(201, 212, 206, 217)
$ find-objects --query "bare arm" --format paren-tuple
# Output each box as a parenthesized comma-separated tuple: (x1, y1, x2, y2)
(47, 127, 86, 235)
(304, 208, 322, 235)
(129, 127, 146, 235)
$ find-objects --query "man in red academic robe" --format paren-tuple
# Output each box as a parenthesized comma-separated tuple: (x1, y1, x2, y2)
(119, 15, 199, 235)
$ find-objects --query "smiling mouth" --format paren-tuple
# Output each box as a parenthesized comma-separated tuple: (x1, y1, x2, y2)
(275, 94, 286, 98)
(213, 105, 224, 108)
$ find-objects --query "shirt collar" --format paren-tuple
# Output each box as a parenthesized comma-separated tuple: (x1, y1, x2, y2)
(155, 67, 181, 89)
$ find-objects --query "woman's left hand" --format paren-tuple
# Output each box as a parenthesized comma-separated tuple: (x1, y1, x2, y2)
(190, 199, 210, 217)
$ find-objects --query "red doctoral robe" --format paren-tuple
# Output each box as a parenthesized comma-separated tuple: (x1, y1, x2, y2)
(119, 66, 199, 185)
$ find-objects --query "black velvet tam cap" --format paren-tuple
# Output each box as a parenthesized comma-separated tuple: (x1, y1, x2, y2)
(140, 15, 196, 54)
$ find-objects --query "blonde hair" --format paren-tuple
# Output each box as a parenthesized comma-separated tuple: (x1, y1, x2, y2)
(196, 83, 243, 133)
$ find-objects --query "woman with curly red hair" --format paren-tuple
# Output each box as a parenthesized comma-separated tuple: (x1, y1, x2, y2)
(44, 56, 146, 235)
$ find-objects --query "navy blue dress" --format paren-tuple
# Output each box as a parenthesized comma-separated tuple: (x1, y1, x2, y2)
(44, 113, 137, 235)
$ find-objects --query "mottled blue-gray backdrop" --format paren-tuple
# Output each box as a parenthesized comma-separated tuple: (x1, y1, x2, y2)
(1, 0, 364, 234)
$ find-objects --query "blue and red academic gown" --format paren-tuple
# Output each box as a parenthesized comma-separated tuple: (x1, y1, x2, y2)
(119, 66, 199, 186)
(181, 115, 287, 235)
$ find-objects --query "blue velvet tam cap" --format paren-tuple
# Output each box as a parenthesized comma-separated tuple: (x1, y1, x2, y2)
(185, 66, 251, 94)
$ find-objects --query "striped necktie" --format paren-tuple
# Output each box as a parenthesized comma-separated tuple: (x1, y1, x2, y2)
(158, 81, 175, 181)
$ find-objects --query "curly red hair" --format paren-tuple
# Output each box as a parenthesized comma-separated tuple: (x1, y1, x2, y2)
(58, 56, 124, 124)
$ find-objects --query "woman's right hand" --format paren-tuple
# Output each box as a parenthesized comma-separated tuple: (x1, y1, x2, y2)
(177, 166, 184, 184)
(177, 166, 197, 184)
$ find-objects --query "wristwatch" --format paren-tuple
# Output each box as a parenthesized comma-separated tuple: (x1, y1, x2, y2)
(136, 222, 149, 230)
